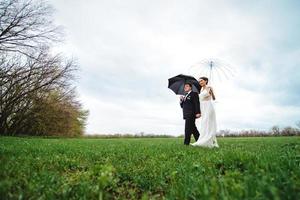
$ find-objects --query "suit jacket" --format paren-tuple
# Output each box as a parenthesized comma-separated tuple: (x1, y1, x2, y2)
(180, 91, 201, 119)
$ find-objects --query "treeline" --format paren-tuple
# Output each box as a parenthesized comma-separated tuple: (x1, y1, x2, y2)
(0, 0, 88, 136)
(87, 124, 300, 138)
(218, 124, 300, 137)
(84, 134, 174, 139)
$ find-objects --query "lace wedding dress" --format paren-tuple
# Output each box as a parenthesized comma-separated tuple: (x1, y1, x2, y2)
(191, 87, 219, 148)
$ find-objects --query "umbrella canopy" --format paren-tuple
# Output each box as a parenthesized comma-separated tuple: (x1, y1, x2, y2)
(188, 59, 236, 85)
(168, 74, 200, 95)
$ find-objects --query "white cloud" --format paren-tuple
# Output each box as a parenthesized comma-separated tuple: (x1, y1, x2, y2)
(49, 0, 300, 135)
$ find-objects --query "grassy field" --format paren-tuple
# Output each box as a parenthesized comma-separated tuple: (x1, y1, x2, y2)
(0, 136, 300, 199)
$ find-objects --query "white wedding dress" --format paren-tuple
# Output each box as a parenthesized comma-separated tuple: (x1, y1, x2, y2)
(191, 87, 219, 148)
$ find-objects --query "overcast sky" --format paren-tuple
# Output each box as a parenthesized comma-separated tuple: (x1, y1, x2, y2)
(49, 0, 300, 135)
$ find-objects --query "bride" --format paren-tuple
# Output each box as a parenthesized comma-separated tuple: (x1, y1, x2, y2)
(191, 77, 219, 148)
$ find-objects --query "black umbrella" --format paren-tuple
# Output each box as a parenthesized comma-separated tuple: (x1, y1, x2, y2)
(168, 74, 200, 95)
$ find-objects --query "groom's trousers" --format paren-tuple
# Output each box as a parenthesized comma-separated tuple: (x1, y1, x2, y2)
(184, 117, 200, 145)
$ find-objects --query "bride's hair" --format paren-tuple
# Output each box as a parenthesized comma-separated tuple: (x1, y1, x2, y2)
(199, 76, 208, 84)
(199, 76, 216, 100)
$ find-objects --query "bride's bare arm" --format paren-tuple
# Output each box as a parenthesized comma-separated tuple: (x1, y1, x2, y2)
(207, 86, 216, 100)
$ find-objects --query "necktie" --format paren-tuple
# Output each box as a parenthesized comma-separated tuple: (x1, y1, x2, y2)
(184, 93, 189, 101)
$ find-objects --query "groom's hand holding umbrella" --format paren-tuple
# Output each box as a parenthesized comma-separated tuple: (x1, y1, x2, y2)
(180, 95, 184, 102)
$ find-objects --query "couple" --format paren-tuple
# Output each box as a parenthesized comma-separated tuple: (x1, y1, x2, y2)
(180, 77, 219, 148)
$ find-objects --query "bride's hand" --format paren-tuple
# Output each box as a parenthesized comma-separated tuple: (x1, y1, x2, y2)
(208, 86, 216, 100)
(196, 113, 201, 118)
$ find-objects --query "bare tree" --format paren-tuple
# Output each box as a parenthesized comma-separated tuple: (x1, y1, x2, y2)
(0, 0, 88, 136)
(271, 126, 280, 135)
(0, 0, 61, 57)
(0, 50, 77, 135)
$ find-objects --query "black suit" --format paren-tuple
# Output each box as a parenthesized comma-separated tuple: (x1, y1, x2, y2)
(180, 91, 201, 145)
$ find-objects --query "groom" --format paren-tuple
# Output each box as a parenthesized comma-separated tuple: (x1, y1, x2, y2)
(180, 82, 201, 145)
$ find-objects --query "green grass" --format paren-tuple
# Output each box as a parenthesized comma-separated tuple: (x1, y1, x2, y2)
(1, 136, 300, 199)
